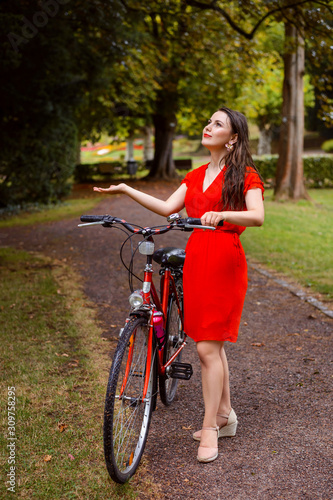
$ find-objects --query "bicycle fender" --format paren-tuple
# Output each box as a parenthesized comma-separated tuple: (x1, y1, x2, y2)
(129, 307, 150, 320)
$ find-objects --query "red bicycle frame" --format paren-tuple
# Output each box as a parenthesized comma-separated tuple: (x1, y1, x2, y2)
(139, 263, 186, 399)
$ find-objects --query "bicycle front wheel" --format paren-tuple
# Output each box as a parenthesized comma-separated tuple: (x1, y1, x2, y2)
(103, 315, 157, 483)
(159, 279, 184, 406)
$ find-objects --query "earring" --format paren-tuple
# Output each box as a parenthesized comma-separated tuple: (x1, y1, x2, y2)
(225, 142, 234, 151)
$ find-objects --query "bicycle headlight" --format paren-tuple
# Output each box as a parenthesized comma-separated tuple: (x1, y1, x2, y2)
(138, 241, 155, 255)
(129, 290, 144, 308)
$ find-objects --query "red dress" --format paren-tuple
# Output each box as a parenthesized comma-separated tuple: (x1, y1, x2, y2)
(181, 164, 264, 343)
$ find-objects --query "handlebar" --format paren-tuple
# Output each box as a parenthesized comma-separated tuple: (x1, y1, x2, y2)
(79, 214, 223, 234)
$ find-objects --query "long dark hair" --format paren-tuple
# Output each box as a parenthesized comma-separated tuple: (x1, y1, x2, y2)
(218, 107, 262, 210)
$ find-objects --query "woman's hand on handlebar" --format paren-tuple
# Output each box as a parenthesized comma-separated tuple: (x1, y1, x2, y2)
(93, 183, 127, 195)
(201, 211, 225, 227)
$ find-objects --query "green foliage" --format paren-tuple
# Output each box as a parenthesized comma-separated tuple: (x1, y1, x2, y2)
(0, 0, 156, 207)
(321, 140, 333, 153)
(0, 1, 81, 206)
(303, 155, 333, 188)
(0, 116, 78, 206)
(254, 154, 333, 187)
(253, 155, 278, 181)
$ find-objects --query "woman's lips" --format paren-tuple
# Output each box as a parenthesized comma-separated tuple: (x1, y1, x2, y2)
(203, 133, 211, 138)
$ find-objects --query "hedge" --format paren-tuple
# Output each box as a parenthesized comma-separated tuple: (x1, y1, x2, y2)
(75, 155, 333, 188)
(254, 154, 333, 188)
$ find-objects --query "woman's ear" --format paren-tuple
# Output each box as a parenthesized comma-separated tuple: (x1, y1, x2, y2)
(230, 133, 238, 145)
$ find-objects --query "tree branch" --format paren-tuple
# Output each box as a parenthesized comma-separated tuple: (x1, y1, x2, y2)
(185, 0, 333, 39)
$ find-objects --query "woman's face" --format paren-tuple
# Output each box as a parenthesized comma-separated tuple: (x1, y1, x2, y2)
(201, 111, 237, 151)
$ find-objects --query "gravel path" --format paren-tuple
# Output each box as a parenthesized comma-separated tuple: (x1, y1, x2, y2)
(1, 181, 332, 500)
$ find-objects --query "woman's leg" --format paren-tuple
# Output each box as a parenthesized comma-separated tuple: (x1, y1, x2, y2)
(217, 345, 232, 425)
(196, 340, 224, 451)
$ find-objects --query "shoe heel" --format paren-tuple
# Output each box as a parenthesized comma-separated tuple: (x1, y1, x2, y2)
(218, 420, 237, 438)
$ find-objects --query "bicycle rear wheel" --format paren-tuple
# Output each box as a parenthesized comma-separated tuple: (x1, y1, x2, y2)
(159, 279, 184, 406)
(103, 315, 157, 483)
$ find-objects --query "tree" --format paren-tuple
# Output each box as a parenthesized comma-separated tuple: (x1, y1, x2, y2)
(185, 0, 333, 199)
(119, 0, 261, 178)
(0, 0, 157, 206)
(274, 21, 307, 199)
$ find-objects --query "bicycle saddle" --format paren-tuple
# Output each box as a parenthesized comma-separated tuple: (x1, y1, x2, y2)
(153, 247, 186, 268)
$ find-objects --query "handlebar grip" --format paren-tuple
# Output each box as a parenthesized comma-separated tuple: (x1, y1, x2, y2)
(186, 217, 224, 227)
(80, 215, 106, 223)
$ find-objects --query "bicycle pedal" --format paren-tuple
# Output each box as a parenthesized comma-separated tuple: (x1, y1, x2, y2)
(169, 362, 193, 380)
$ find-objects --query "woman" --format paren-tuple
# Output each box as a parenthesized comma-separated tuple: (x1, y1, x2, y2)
(93, 107, 264, 464)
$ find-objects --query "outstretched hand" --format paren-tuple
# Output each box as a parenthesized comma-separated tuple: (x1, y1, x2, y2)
(93, 183, 127, 195)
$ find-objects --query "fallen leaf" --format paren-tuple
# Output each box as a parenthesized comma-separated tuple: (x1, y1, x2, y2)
(243, 322, 248, 326)
(182, 425, 192, 430)
(308, 314, 317, 319)
(57, 422, 68, 433)
(296, 347, 302, 351)
(251, 342, 265, 347)
(61, 353, 69, 357)
(44, 455, 52, 462)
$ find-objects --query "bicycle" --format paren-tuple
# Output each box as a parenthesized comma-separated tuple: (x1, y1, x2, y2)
(79, 212, 221, 483)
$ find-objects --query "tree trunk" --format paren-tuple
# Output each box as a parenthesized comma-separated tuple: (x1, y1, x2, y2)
(76, 140, 81, 165)
(148, 112, 177, 178)
(258, 126, 272, 155)
(143, 126, 154, 162)
(125, 136, 135, 162)
(274, 22, 308, 200)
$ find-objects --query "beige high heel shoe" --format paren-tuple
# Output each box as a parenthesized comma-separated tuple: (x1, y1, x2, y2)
(197, 426, 219, 463)
(193, 409, 238, 442)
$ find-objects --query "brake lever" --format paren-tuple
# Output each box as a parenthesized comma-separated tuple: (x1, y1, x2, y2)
(78, 221, 105, 227)
(184, 224, 216, 230)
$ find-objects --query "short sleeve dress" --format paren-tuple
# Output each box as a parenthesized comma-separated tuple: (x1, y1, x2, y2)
(181, 163, 264, 343)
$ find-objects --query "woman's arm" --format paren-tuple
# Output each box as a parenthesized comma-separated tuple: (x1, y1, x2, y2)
(93, 183, 187, 217)
(201, 188, 264, 227)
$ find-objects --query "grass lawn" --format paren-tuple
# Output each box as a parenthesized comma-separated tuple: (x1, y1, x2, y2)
(0, 248, 161, 499)
(0, 198, 102, 229)
(241, 189, 333, 300)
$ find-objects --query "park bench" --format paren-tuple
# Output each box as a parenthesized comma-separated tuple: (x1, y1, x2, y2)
(97, 162, 125, 175)
(145, 159, 192, 170)
(174, 159, 192, 170)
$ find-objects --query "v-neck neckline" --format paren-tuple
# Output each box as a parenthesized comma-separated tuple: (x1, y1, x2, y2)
(202, 164, 224, 193)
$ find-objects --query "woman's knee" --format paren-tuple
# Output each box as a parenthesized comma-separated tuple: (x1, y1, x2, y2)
(196, 340, 223, 364)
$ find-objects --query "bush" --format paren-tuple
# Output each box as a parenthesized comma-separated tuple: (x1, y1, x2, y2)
(322, 139, 333, 153)
(253, 155, 278, 182)
(74, 160, 147, 182)
(254, 154, 333, 188)
(303, 155, 333, 187)
(0, 116, 77, 207)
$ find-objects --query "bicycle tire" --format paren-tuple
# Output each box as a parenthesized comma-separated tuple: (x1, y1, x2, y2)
(103, 315, 157, 483)
(159, 279, 184, 406)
